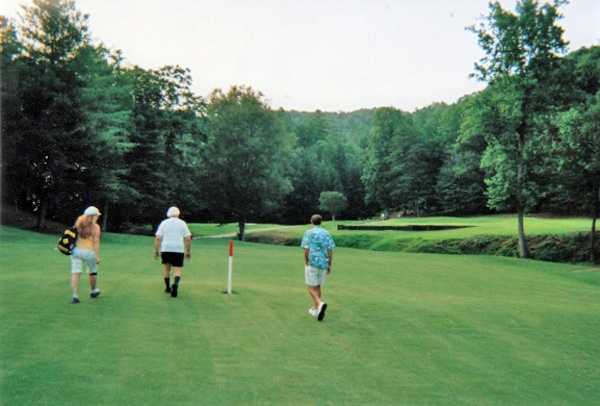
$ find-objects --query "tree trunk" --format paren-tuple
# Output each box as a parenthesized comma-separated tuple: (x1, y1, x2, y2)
(102, 201, 109, 231)
(238, 215, 246, 241)
(36, 194, 48, 229)
(516, 130, 530, 259)
(591, 185, 599, 264)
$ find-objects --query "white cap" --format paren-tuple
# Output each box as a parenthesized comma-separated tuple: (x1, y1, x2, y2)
(84, 206, 101, 216)
(167, 207, 180, 217)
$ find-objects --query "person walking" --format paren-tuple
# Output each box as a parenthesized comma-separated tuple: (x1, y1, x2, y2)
(154, 207, 192, 298)
(70, 206, 102, 304)
(301, 214, 336, 321)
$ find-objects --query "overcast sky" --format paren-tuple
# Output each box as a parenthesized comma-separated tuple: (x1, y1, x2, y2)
(2, 0, 599, 112)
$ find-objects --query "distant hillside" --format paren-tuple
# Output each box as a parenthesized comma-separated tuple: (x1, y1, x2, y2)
(287, 108, 376, 145)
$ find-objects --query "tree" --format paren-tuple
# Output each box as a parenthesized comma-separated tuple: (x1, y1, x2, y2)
(118, 64, 205, 227)
(1, 0, 94, 227)
(468, 0, 569, 258)
(319, 191, 348, 221)
(554, 94, 600, 263)
(390, 103, 452, 216)
(199, 86, 292, 240)
(436, 95, 489, 215)
(77, 46, 135, 230)
(551, 46, 600, 263)
(363, 107, 411, 211)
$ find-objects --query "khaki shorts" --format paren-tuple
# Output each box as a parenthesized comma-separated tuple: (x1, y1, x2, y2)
(305, 265, 326, 287)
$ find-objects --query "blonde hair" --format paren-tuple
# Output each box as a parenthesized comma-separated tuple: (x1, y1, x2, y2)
(76, 215, 97, 239)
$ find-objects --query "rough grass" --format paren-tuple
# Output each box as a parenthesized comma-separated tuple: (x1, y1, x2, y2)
(2, 226, 600, 405)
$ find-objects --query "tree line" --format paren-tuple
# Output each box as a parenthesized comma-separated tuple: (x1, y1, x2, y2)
(1, 0, 598, 262)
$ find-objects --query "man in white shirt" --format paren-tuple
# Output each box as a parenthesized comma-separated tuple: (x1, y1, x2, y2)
(154, 207, 192, 297)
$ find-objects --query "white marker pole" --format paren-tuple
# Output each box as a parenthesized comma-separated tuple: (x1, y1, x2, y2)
(227, 241, 233, 294)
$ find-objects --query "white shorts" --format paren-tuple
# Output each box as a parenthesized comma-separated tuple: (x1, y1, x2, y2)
(305, 265, 326, 287)
(71, 248, 98, 274)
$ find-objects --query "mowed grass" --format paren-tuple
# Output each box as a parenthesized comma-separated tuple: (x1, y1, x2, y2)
(187, 223, 287, 237)
(249, 215, 593, 241)
(1, 226, 600, 406)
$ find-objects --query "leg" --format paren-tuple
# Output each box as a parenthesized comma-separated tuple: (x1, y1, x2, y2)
(70, 254, 83, 303)
(164, 263, 172, 292)
(163, 263, 172, 279)
(71, 273, 81, 297)
(89, 273, 97, 291)
(171, 267, 182, 297)
(308, 285, 322, 310)
(173, 267, 182, 281)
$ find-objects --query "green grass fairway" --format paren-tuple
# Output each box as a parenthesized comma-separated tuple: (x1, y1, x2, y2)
(188, 223, 293, 237)
(250, 215, 593, 241)
(2, 226, 600, 405)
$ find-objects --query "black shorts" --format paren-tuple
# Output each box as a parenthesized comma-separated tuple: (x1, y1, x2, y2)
(161, 252, 185, 267)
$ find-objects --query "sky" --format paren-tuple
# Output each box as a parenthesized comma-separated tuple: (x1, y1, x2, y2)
(1, 0, 599, 112)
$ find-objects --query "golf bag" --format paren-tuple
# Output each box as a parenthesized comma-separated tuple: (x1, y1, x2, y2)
(57, 227, 78, 255)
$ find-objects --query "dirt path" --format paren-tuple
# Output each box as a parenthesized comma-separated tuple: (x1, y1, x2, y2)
(194, 225, 303, 239)
(569, 268, 600, 273)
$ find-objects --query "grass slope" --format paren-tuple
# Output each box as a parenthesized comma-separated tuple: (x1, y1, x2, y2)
(1, 226, 600, 405)
(246, 216, 598, 263)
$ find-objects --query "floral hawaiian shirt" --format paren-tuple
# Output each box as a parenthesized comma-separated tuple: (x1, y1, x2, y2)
(301, 226, 336, 269)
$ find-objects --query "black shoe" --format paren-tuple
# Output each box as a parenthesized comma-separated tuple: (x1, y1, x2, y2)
(165, 286, 171, 293)
(71, 297, 80, 304)
(171, 284, 178, 298)
(317, 303, 327, 321)
(91, 290, 101, 298)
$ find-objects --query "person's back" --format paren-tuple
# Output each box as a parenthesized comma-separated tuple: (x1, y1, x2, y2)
(154, 207, 192, 298)
(303, 226, 334, 270)
(301, 214, 335, 321)
(157, 217, 190, 252)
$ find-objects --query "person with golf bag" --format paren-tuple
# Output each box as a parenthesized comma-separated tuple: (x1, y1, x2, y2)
(70, 206, 102, 303)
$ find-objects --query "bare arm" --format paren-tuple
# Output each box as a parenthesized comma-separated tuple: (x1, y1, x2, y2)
(327, 249, 332, 274)
(185, 236, 191, 259)
(93, 224, 101, 264)
(154, 235, 162, 259)
(304, 248, 310, 266)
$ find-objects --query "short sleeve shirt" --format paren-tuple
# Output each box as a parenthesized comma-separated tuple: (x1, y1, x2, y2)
(301, 226, 336, 269)
(156, 217, 191, 253)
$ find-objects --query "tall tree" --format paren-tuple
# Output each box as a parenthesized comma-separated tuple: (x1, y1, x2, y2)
(77, 46, 135, 230)
(1, 0, 93, 227)
(468, 0, 569, 258)
(199, 86, 292, 240)
(363, 107, 411, 211)
(436, 95, 489, 214)
(551, 46, 600, 263)
(119, 64, 205, 226)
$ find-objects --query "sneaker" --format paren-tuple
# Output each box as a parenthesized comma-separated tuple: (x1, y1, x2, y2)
(91, 290, 101, 298)
(165, 286, 171, 293)
(309, 308, 318, 317)
(171, 284, 178, 298)
(71, 297, 80, 304)
(317, 302, 327, 321)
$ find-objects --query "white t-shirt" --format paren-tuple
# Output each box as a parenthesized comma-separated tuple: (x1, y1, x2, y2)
(156, 217, 191, 253)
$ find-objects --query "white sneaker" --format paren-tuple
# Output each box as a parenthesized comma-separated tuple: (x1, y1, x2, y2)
(308, 308, 318, 317)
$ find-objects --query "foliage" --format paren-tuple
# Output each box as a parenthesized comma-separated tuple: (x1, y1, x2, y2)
(466, 0, 570, 258)
(1, 0, 94, 227)
(198, 86, 293, 239)
(318, 191, 348, 221)
(2, 0, 600, 243)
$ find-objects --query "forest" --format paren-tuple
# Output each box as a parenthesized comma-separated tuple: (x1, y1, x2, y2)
(1, 0, 599, 260)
